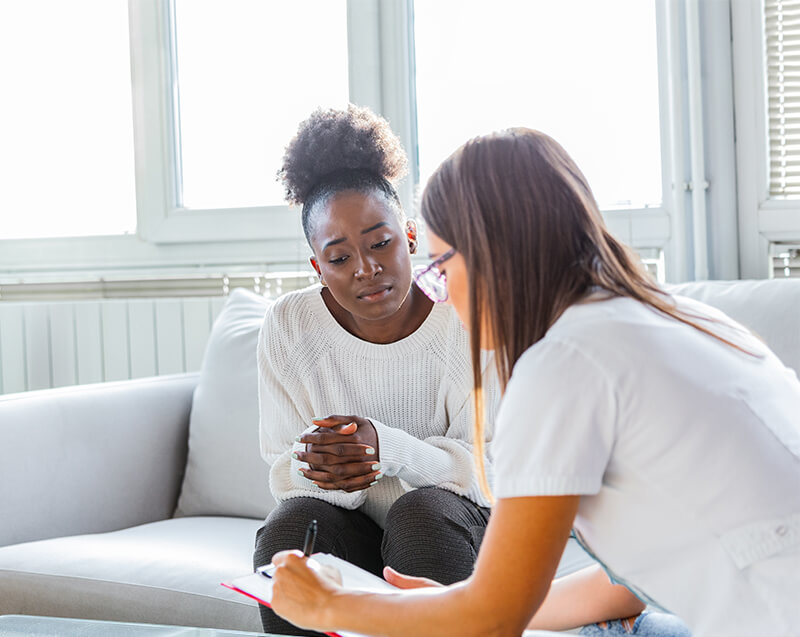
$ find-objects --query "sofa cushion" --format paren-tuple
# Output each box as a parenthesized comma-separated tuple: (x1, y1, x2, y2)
(0, 517, 263, 632)
(668, 278, 800, 374)
(175, 289, 276, 519)
(0, 515, 589, 634)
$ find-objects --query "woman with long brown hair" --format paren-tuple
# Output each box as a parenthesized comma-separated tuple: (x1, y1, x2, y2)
(266, 128, 800, 636)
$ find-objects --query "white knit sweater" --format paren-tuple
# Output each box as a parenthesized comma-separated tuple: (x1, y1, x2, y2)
(257, 284, 500, 526)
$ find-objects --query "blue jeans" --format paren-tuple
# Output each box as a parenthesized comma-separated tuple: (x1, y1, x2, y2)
(579, 611, 692, 636)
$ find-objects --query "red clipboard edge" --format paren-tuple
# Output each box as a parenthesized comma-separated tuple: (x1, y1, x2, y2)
(220, 581, 342, 637)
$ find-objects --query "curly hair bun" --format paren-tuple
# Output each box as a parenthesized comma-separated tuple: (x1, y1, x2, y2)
(278, 104, 408, 206)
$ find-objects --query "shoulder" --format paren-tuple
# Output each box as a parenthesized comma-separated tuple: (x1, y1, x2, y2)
(426, 303, 500, 398)
(512, 336, 609, 387)
(265, 284, 324, 326)
(260, 284, 327, 356)
(424, 303, 475, 365)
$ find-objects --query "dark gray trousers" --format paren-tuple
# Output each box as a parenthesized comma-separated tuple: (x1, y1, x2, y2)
(253, 487, 490, 636)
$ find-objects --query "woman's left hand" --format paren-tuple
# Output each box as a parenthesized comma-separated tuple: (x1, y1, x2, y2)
(383, 566, 443, 590)
(270, 550, 342, 632)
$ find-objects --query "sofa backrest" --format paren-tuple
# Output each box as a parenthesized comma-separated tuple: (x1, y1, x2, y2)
(176, 280, 799, 520)
(668, 279, 800, 374)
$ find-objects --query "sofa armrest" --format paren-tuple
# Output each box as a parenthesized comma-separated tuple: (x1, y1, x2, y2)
(0, 373, 198, 548)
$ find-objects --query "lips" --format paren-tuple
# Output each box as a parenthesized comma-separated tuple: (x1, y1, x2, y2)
(357, 285, 392, 300)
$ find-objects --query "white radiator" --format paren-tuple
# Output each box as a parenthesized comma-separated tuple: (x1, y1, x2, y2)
(0, 296, 229, 395)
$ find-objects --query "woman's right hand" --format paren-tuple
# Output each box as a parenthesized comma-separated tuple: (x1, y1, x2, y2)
(270, 550, 342, 632)
(294, 415, 382, 492)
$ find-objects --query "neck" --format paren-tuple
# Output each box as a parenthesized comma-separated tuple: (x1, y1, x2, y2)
(322, 284, 434, 344)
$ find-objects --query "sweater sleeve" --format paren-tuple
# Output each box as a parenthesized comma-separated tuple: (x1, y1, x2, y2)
(371, 354, 500, 508)
(258, 313, 367, 510)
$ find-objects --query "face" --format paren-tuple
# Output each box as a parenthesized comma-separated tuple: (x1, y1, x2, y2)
(427, 231, 470, 328)
(309, 191, 417, 321)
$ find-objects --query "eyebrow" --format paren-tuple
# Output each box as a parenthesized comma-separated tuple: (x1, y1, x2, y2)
(361, 221, 389, 234)
(322, 222, 390, 251)
(322, 237, 346, 250)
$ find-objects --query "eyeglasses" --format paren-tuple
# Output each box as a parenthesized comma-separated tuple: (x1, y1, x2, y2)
(413, 248, 456, 303)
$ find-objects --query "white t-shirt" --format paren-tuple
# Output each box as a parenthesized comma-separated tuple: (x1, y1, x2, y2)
(258, 285, 501, 526)
(493, 293, 800, 637)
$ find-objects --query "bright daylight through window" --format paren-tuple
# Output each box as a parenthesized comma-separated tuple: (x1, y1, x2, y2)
(414, 0, 663, 210)
(0, 0, 136, 240)
(173, 0, 349, 210)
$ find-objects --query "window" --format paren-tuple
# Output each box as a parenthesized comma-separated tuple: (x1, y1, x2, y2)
(1, 0, 697, 284)
(732, 0, 800, 277)
(414, 0, 663, 210)
(0, 0, 136, 240)
(173, 0, 349, 210)
(134, 0, 351, 244)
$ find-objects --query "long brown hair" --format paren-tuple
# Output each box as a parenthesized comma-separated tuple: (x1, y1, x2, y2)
(420, 128, 751, 500)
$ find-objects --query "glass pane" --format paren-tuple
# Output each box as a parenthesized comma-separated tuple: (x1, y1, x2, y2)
(174, 0, 349, 210)
(414, 0, 662, 209)
(0, 0, 136, 239)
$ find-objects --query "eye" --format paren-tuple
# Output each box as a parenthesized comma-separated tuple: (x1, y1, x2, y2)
(372, 239, 391, 249)
(329, 255, 349, 265)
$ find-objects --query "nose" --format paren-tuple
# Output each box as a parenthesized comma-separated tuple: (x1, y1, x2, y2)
(353, 252, 382, 279)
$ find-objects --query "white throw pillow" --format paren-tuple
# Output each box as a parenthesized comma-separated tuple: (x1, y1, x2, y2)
(175, 288, 276, 519)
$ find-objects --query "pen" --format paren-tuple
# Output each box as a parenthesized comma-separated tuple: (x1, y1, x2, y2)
(258, 519, 318, 579)
(303, 519, 318, 557)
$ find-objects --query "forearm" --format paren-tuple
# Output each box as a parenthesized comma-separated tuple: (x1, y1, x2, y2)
(325, 581, 526, 637)
(527, 565, 646, 631)
(373, 420, 491, 505)
(320, 497, 575, 637)
(270, 497, 578, 637)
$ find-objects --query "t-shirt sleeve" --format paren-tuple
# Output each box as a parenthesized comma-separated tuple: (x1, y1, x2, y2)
(492, 339, 617, 499)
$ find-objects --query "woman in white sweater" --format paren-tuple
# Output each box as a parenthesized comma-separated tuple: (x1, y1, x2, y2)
(266, 128, 800, 636)
(252, 105, 503, 635)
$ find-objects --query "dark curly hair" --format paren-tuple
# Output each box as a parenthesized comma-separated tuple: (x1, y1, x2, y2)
(278, 104, 409, 242)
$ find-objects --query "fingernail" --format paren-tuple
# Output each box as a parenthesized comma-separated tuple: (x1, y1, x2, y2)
(369, 480, 378, 487)
(292, 452, 299, 460)
(297, 469, 304, 476)
(365, 447, 375, 455)
(311, 416, 325, 421)
(294, 436, 301, 442)
(371, 463, 381, 471)
(375, 472, 383, 480)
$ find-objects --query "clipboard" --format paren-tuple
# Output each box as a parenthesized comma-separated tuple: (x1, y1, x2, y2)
(223, 552, 398, 637)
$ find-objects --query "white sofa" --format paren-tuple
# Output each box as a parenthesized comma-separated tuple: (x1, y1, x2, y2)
(0, 280, 798, 632)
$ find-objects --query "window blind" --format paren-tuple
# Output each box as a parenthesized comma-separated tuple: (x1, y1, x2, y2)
(771, 245, 800, 277)
(766, 0, 800, 196)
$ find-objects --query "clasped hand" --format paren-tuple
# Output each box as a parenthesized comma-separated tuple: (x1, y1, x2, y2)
(294, 415, 381, 492)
